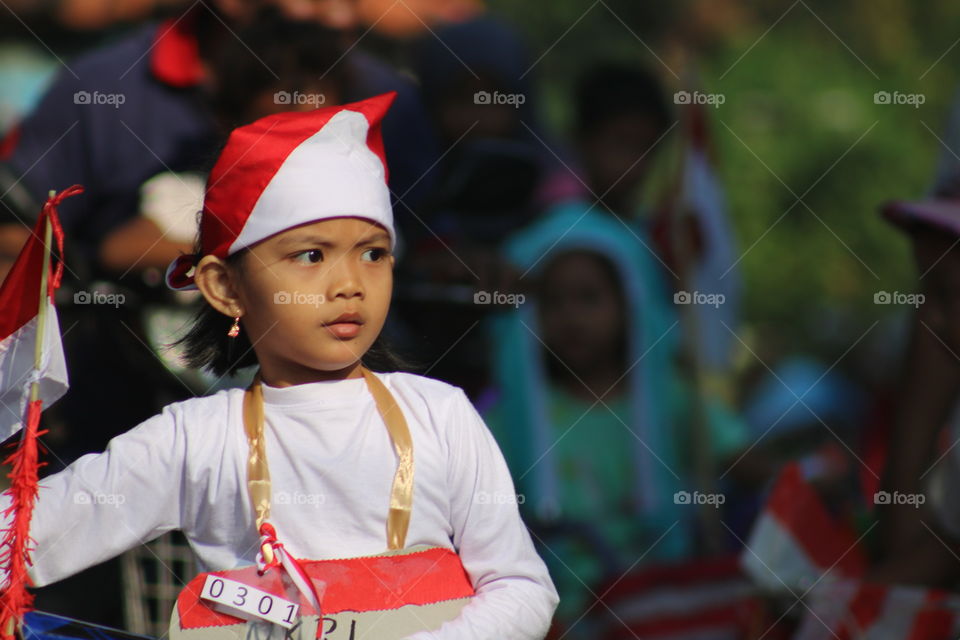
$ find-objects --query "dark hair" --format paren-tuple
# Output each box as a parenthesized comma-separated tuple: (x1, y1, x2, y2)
(169, 239, 414, 379)
(209, 5, 348, 129)
(574, 62, 671, 137)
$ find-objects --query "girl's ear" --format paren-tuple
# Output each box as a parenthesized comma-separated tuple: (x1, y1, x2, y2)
(195, 254, 244, 318)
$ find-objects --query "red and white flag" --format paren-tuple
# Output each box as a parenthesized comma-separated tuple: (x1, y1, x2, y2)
(676, 98, 741, 372)
(0, 187, 81, 441)
(742, 463, 960, 638)
(0, 185, 81, 638)
(652, 83, 742, 377)
(794, 579, 960, 640)
(740, 462, 866, 593)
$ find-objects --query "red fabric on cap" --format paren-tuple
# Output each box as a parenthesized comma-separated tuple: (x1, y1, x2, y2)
(200, 92, 396, 260)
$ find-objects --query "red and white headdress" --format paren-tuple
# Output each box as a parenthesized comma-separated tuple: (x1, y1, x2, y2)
(165, 91, 397, 291)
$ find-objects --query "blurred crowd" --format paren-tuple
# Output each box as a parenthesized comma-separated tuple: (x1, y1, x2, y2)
(3, 1, 960, 639)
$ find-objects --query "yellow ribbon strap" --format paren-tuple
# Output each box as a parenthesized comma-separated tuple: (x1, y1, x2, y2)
(243, 366, 415, 552)
(243, 370, 274, 563)
(361, 366, 414, 550)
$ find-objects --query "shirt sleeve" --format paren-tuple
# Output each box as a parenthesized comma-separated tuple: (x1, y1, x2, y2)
(404, 389, 559, 640)
(0, 400, 187, 588)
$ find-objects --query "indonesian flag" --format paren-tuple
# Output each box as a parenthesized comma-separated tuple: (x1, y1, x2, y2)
(591, 556, 767, 640)
(0, 187, 80, 441)
(740, 463, 866, 593)
(0, 185, 82, 639)
(743, 464, 960, 638)
(794, 579, 960, 640)
(677, 99, 741, 372)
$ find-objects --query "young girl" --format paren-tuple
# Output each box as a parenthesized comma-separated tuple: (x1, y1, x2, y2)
(481, 200, 748, 635)
(3, 92, 558, 639)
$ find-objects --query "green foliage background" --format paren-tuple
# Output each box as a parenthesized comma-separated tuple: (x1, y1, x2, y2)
(490, 0, 960, 368)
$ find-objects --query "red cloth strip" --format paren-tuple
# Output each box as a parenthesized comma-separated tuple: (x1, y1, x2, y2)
(178, 546, 474, 629)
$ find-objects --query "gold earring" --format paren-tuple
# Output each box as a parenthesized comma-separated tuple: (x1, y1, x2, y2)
(227, 316, 241, 338)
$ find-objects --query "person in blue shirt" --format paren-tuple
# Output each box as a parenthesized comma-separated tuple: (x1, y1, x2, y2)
(0, 1, 438, 279)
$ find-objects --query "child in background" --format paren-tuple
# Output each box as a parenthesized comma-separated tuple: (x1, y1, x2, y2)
(571, 62, 673, 217)
(2, 93, 558, 639)
(481, 201, 749, 634)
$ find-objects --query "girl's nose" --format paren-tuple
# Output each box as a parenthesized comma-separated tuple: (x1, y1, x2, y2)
(328, 264, 364, 300)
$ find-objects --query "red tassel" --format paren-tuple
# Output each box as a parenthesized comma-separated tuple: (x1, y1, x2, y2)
(0, 399, 43, 639)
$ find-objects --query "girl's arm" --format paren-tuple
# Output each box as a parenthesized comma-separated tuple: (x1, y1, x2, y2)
(405, 389, 559, 640)
(1, 401, 187, 588)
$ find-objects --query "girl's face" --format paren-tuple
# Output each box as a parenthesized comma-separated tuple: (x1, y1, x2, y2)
(228, 216, 394, 383)
(537, 251, 626, 373)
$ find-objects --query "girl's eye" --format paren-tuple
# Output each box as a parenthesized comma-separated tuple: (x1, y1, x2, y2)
(293, 249, 323, 264)
(362, 248, 389, 262)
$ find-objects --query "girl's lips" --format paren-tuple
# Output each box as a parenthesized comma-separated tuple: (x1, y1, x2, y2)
(325, 322, 362, 339)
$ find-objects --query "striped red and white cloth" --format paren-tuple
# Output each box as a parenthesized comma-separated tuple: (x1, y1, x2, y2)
(741, 462, 866, 594)
(743, 463, 960, 639)
(0, 187, 79, 441)
(592, 556, 771, 640)
(795, 579, 960, 640)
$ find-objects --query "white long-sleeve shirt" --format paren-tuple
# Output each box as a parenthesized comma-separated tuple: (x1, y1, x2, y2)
(6, 370, 559, 639)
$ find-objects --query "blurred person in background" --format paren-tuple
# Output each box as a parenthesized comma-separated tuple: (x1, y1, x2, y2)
(479, 201, 755, 638)
(869, 204, 960, 588)
(865, 91, 960, 588)
(391, 15, 568, 397)
(570, 62, 673, 219)
(2, 0, 479, 33)
(570, 60, 744, 379)
(98, 7, 349, 281)
(0, 0, 196, 144)
(0, 0, 437, 282)
(0, 0, 480, 127)
(4, 0, 189, 31)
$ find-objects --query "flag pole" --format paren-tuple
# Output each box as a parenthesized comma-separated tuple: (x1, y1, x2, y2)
(2, 191, 55, 640)
(668, 74, 724, 556)
(29, 193, 55, 405)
